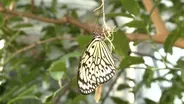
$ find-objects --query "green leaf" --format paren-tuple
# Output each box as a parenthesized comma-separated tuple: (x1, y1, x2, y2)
(13, 23, 33, 29)
(176, 58, 184, 81)
(76, 35, 92, 50)
(106, 13, 134, 18)
(152, 77, 169, 82)
(52, 87, 62, 98)
(0, 86, 19, 102)
(111, 97, 129, 104)
(1, 0, 12, 6)
(121, 0, 140, 16)
(72, 95, 86, 104)
(143, 68, 154, 88)
(124, 20, 146, 28)
(60, 51, 81, 61)
(51, 0, 57, 13)
(144, 98, 157, 104)
(42, 26, 56, 38)
(113, 31, 129, 57)
(164, 28, 183, 54)
(17, 85, 36, 97)
(176, 58, 184, 68)
(159, 89, 175, 104)
(48, 60, 66, 80)
(42, 92, 53, 103)
(117, 84, 131, 90)
(0, 14, 5, 27)
(7, 96, 39, 104)
(71, 76, 77, 88)
(120, 56, 144, 68)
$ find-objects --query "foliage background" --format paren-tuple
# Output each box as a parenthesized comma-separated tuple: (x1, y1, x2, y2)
(0, 0, 184, 104)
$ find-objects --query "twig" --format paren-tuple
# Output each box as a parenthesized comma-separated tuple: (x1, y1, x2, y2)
(52, 80, 72, 104)
(31, 0, 35, 12)
(100, 66, 181, 103)
(101, 69, 124, 104)
(16, 36, 74, 54)
(0, 4, 93, 33)
(126, 33, 184, 48)
(3, 36, 75, 65)
(131, 51, 174, 66)
(142, 0, 169, 35)
(0, 6, 64, 24)
(131, 51, 159, 61)
(1, 3, 184, 48)
(141, 0, 170, 68)
(127, 66, 182, 71)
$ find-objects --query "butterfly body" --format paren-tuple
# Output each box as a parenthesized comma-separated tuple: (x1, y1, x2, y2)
(77, 34, 115, 94)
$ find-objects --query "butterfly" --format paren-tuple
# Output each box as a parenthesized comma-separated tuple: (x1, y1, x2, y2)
(77, 32, 116, 94)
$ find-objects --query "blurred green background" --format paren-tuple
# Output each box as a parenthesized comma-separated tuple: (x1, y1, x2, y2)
(0, 0, 184, 104)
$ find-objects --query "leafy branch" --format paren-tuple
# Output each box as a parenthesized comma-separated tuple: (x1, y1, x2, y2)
(3, 36, 75, 65)
(101, 69, 125, 104)
(0, 2, 184, 48)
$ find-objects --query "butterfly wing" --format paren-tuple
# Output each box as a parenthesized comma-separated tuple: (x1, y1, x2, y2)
(95, 40, 115, 84)
(77, 37, 115, 94)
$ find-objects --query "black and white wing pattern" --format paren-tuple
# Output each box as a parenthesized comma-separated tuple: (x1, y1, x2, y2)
(77, 35, 116, 94)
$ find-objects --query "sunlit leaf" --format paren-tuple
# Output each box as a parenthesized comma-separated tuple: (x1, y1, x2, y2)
(13, 23, 33, 29)
(72, 95, 86, 104)
(113, 31, 129, 57)
(111, 97, 129, 104)
(48, 60, 66, 80)
(77, 35, 92, 49)
(42, 92, 53, 103)
(144, 98, 157, 104)
(159, 89, 175, 104)
(124, 20, 146, 28)
(120, 56, 144, 68)
(121, 0, 140, 16)
(117, 84, 131, 90)
(106, 13, 134, 18)
(60, 51, 81, 61)
(143, 68, 154, 88)
(176, 58, 184, 81)
(51, 0, 57, 13)
(164, 27, 184, 54)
